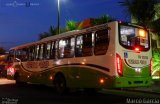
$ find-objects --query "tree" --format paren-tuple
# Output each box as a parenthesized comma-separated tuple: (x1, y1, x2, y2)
(152, 49, 160, 77)
(92, 15, 113, 26)
(39, 32, 51, 40)
(150, 18, 160, 34)
(39, 25, 65, 40)
(49, 26, 57, 36)
(66, 20, 81, 31)
(119, 0, 158, 27)
(0, 47, 6, 55)
(154, 4, 160, 19)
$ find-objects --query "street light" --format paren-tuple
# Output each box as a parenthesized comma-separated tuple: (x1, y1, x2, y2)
(58, 0, 60, 34)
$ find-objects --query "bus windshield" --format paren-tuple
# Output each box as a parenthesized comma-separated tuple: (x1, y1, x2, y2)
(119, 24, 150, 51)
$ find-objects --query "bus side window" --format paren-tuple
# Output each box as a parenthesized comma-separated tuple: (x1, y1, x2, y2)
(50, 42, 56, 59)
(8, 50, 15, 62)
(58, 39, 66, 58)
(28, 46, 35, 61)
(39, 44, 43, 60)
(15, 50, 19, 61)
(15, 50, 25, 61)
(35, 45, 41, 60)
(43, 43, 47, 59)
(75, 33, 92, 57)
(46, 42, 51, 59)
(82, 33, 93, 57)
(28, 47, 31, 61)
(19, 48, 28, 61)
(58, 37, 75, 58)
(70, 37, 75, 57)
(75, 35, 83, 57)
(50, 41, 57, 59)
(94, 29, 109, 55)
(63, 37, 75, 58)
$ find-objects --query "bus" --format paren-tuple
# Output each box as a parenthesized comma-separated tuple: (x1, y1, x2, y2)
(7, 21, 152, 93)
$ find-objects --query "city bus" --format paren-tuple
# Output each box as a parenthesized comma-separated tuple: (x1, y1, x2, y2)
(7, 21, 152, 93)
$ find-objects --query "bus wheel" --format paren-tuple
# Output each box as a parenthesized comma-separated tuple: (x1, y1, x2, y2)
(14, 73, 24, 86)
(54, 74, 67, 94)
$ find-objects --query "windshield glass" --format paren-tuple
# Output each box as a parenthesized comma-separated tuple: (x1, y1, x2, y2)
(119, 25, 149, 51)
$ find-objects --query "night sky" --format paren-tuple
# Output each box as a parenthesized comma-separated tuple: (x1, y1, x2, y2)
(0, 0, 130, 50)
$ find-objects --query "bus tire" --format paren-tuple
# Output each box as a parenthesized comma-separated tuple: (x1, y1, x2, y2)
(14, 73, 24, 86)
(54, 74, 67, 94)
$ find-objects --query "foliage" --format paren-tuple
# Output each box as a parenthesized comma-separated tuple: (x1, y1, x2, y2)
(49, 26, 57, 36)
(66, 20, 81, 31)
(152, 49, 160, 76)
(0, 47, 6, 55)
(39, 26, 61, 40)
(155, 4, 160, 19)
(119, 0, 158, 27)
(39, 32, 51, 40)
(150, 18, 160, 34)
(39, 15, 113, 39)
(92, 15, 113, 26)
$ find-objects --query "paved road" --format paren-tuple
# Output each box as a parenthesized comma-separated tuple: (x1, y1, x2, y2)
(0, 79, 159, 104)
(0, 84, 127, 104)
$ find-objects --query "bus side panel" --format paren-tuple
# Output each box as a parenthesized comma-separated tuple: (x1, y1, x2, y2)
(106, 21, 117, 77)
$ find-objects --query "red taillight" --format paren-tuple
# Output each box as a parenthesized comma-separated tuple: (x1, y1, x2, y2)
(135, 47, 139, 51)
(7, 66, 16, 75)
(116, 53, 123, 76)
(134, 46, 140, 53)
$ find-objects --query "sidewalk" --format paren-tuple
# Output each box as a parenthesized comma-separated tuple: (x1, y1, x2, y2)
(0, 78, 15, 85)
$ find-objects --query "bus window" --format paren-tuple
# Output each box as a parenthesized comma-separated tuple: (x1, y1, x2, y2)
(94, 29, 109, 55)
(8, 50, 15, 62)
(16, 48, 28, 61)
(58, 37, 75, 58)
(38, 43, 47, 60)
(50, 41, 56, 59)
(15, 50, 20, 61)
(46, 42, 51, 59)
(43, 43, 47, 59)
(39, 44, 44, 60)
(28, 47, 32, 61)
(120, 25, 135, 46)
(75, 33, 93, 57)
(28, 46, 35, 61)
(119, 25, 149, 51)
(82, 33, 93, 56)
(64, 37, 75, 58)
(70, 37, 75, 57)
(22, 48, 29, 61)
(75, 35, 83, 57)
(35, 45, 40, 60)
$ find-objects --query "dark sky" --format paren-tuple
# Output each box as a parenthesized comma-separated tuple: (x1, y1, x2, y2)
(0, 0, 130, 50)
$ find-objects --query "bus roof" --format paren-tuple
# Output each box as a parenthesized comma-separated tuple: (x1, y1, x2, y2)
(10, 21, 115, 50)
